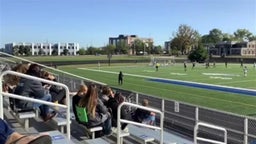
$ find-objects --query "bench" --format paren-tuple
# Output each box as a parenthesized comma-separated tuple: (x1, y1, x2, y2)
(84, 138, 110, 144)
(50, 108, 72, 133)
(127, 125, 155, 144)
(41, 130, 75, 144)
(11, 110, 36, 130)
(4, 97, 36, 130)
(128, 125, 193, 144)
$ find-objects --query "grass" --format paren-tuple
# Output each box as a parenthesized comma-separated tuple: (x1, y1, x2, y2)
(18, 55, 150, 62)
(59, 62, 256, 116)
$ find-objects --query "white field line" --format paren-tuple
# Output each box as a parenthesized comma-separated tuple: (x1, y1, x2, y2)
(78, 68, 256, 92)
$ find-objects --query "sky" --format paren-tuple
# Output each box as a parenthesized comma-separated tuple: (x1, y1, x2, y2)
(0, 0, 255, 48)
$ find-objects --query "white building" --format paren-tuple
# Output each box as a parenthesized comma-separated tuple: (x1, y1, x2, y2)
(5, 42, 79, 56)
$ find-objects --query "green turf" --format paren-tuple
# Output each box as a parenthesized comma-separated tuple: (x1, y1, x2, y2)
(59, 63, 256, 116)
(18, 55, 150, 62)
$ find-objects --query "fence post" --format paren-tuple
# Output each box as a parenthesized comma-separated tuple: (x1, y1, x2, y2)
(136, 93, 139, 104)
(162, 99, 165, 118)
(195, 107, 199, 124)
(244, 118, 248, 144)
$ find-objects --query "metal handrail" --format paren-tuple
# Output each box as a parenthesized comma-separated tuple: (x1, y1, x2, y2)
(117, 102, 164, 144)
(194, 122, 227, 144)
(0, 52, 106, 86)
(0, 70, 71, 139)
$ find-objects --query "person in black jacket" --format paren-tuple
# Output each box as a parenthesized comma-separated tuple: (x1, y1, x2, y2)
(72, 84, 87, 122)
(106, 92, 127, 130)
(14, 64, 56, 122)
(118, 71, 123, 85)
(41, 71, 66, 104)
(133, 99, 155, 125)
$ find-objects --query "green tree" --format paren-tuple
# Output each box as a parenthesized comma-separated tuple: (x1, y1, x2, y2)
(152, 45, 163, 54)
(133, 39, 144, 54)
(170, 37, 182, 55)
(13, 45, 19, 55)
(208, 28, 223, 44)
(116, 40, 129, 54)
(104, 44, 116, 55)
(86, 46, 100, 55)
(172, 24, 200, 55)
(234, 29, 253, 41)
(63, 48, 69, 55)
(38, 48, 44, 55)
(188, 43, 208, 62)
(222, 33, 234, 41)
(52, 49, 58, 55)
(18, 45, 25, 55)
(78, 48, 86, 55)
(24, 46, 31, 56)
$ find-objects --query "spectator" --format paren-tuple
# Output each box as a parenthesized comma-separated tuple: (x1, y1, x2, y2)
(41, 71, 66, 105)
(133, 99, 156, 126)
(78, 84, 112, 136)
(4, 63, 29, 92)
(14, 64, 56, 122)
(106, 92, 128, 130)
(99, 86, 114, 105)
(118, 71, 124, 85)
(72, 84, 88, 122)
(0, 118, 52, 144)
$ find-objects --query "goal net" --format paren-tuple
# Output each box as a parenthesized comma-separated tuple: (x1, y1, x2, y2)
(148, 56, 176, 66)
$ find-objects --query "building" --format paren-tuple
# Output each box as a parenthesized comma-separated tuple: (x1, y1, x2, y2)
(109, 34, 153, 55)
(5, 42, 79, 56)
(209, 40, 256, 56)
(164, 41, 171, 54)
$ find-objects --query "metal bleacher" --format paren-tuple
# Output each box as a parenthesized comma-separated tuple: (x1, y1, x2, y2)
(1, 52, 256, 143)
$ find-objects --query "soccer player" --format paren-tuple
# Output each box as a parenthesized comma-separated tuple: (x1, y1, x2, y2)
(243, 66, 248, 77)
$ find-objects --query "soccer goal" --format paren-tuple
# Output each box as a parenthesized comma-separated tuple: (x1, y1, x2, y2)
(148, 56, 176, 66)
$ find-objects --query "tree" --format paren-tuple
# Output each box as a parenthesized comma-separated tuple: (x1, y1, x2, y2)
(52, 49, 58, 56)
(18, 45, 25, 55)
(133, 39, 144, 54)
(208, 28, 223, 44)
(24, 46, 31, 56)
(234, 29, 253, 41)
(63, 48, 69, 55)
(38, 48, 44, 55)
(86, 46, 100, 55)
(103, 44, 116, 55)
(116, 40, 129, 54)
(78, 48, 86, 55)
(222, 33, 234, 41)
(188, 43, 208, 62)
(172, 24, 200, 55)
(152, 45, 163, 54)
(13, 45, 19, 55)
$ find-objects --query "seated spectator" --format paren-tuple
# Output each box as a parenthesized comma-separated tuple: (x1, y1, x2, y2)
(77, 84, 112, 136)
(14, 64, 56, 122)
(41, 71, 66, 105)
(3, 63, 29, 111)
(133, 99, 156, 126)
(72, 84, 88, 122)
(0, 118, 52, 144)
(4, 63, 29, 93)
(106, 92, 128, 130)
(99, 86, 114, 105)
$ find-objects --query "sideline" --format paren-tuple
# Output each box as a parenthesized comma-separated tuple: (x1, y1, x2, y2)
(78, 68, 256, 97)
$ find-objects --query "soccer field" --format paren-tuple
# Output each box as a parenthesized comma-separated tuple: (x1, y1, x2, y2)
(59, 62, 256, 116)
